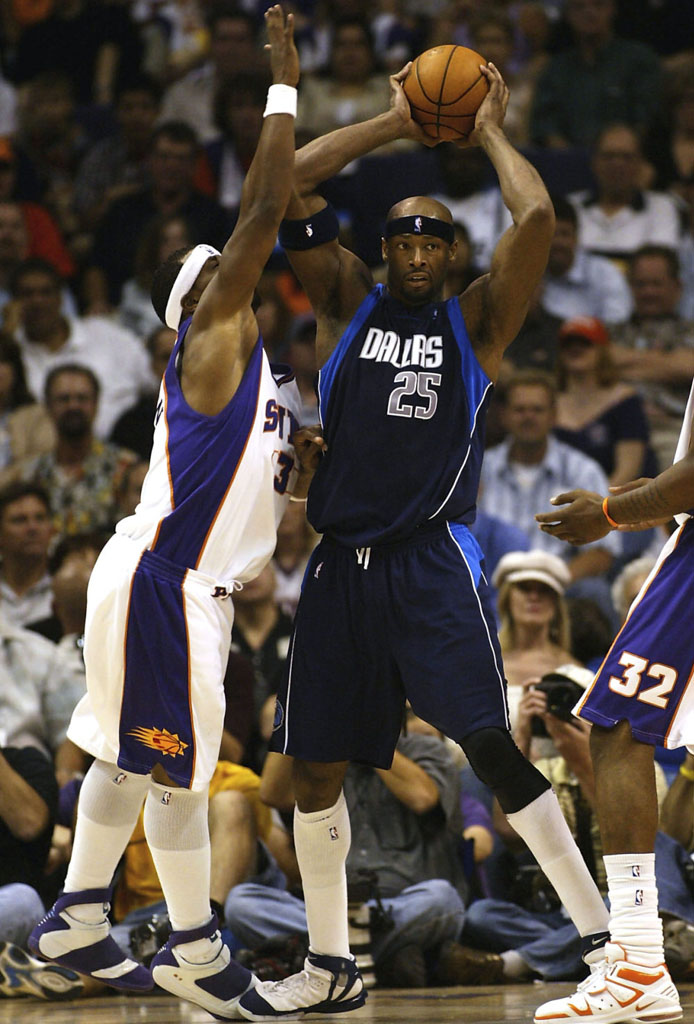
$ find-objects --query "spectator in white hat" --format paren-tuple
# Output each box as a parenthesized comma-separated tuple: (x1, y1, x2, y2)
(492, 550, 582, 757)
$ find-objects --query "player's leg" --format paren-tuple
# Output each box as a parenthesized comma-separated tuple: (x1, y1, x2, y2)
(395, 528, 610, 961)
(240, 542, 394, 1020)
(29, 759, 153, 991)
(461, 727, 610, 944)
(148, 578, 256, 1017)
(534, 527, 691, 1024)
(534, 722, 681, 1024)
(239, 757, 366, 1021)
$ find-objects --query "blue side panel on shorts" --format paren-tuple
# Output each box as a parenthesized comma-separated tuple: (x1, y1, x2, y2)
(151, 330, 263, 567)
(577, 519, 694, 746)
(447, 521, 485, 588)
(118, 550, 195, 787)
(317, 286, 381, 426)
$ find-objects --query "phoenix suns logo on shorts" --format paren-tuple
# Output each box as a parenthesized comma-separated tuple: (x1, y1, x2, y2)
(127, 726, 189, 757)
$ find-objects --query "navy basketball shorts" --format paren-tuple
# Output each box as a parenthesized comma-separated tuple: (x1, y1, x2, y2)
(271, 522, 510, 768)
(576, 517, 694, 749)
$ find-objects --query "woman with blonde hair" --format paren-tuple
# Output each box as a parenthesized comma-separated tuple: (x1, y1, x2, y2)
(492, 550, 580, 759)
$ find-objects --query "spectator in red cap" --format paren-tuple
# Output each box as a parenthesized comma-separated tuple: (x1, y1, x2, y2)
(553, 315, 655, 487)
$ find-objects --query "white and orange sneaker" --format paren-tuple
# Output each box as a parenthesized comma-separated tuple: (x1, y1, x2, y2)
(534, 942, 682, 1024)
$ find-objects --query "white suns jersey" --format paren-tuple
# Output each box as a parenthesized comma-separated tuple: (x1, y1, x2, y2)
(673, 378, 694, 527)
(116, 327, 302, 585)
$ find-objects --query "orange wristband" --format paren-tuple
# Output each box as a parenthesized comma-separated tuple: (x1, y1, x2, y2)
(602, 496, 619, 529)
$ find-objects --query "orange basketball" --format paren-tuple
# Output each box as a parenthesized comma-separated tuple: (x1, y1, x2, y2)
(403, 45, 489, 142)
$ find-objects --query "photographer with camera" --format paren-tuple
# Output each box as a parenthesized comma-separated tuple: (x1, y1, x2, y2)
(492, 550, 581, 760)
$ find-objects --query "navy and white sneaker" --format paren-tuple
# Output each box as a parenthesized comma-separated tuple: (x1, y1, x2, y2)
(0, 942, 84, 1000)
(238, 950, 366, 1021)
(151, 914, 256, 1020)
(28, 888, 152, 992)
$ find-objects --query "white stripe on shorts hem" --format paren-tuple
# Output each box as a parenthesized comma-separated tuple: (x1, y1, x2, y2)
(281, 628, 298, 754)
(446, 522, 510, 730)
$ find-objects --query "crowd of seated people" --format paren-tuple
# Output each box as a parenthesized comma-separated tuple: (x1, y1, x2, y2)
(1, 0, 694, 1002)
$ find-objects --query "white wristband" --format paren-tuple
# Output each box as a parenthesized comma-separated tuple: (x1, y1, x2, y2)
(289, 495, 307, 503)
(264, 84, 297, 118)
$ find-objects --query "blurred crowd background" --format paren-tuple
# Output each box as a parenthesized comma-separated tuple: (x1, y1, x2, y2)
(3, 0, 694, 996)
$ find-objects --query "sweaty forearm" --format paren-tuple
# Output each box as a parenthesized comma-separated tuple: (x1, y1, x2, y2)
(476, 123, 551, 223)
(294, 110, 402, 195)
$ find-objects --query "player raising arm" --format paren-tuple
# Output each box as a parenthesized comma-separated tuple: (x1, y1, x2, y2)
(27, 9, 319, 1023)
(236, 62, 616, 1024)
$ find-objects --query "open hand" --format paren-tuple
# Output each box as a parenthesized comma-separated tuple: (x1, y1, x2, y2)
(457, 61, 508, 148)
(389, 63, 441, 147)
(264, 5, 299, 87)
(535, 489, 611, 545)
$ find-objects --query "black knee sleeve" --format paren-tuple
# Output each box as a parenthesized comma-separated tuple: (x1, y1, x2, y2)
(459, 727, 550, 814)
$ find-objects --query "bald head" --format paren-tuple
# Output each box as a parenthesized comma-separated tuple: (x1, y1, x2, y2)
(387, 196, 453, 225)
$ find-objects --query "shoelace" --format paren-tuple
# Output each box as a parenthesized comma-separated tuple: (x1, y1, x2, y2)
(577, 959, 608, 993)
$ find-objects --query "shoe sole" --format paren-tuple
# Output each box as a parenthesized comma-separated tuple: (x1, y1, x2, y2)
(534, 1005, 682, 1024)
(629, 1010, 683, 1023)
(153, 965, 256, 1019)
(238, 991, 366, 1022)
(0, 944, 83, 1001)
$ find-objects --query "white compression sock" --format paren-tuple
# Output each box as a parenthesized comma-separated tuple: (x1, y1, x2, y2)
(144, 782, 216, 958)
(506, 789, 609, 937)
(294, 792, 351, 957)
(605, 853, 664, 967)
(65, 759, 151, 920)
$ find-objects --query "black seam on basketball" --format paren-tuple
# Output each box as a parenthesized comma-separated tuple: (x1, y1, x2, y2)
(439, 72, 485, 106)
(436, 46, 458, 139)
(414, 58, 440, 106)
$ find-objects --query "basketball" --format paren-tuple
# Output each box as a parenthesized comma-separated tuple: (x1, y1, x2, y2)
(403, 45, 489, 142)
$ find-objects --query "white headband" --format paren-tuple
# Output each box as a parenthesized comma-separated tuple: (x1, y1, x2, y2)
(165, 244, 221, 330)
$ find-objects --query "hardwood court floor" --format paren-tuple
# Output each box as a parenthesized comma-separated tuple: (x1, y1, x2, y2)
(2, 983, 694, 1024)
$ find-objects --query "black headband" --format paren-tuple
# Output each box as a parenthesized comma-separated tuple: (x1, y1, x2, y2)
(385, 215, 455, 245)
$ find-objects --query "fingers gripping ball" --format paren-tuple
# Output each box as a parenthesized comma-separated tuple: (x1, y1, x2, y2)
(404, 45, 489, 142)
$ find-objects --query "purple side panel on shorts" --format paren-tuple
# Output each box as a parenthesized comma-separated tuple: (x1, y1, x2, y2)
(578, 519, 694, 746)
(118, 551, 195, 787)
(152, 331, 263, 568)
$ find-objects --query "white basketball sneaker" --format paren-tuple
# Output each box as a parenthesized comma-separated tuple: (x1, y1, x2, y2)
(151, 915, 256, 1019)
(237, 950, 365, 1021)
(534, 942, 682, 1024)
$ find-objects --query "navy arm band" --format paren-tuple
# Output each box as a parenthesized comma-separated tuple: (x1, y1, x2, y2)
(279, 204, 339, 251)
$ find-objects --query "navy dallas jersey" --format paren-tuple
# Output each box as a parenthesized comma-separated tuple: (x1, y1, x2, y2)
(309, 283, 494, 546)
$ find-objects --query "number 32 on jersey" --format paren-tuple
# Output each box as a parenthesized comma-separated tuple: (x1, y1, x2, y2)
(609, 651, 678, 709)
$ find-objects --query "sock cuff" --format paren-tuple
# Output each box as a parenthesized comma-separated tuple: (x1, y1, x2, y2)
(295, 790, 347, 826)
(605, 853, 656, 874)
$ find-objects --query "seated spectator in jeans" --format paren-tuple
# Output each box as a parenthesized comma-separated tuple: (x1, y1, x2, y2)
(226, 735, 497, 989)
(0, 743, 83, 1000)
(457, 666, 669, 983)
